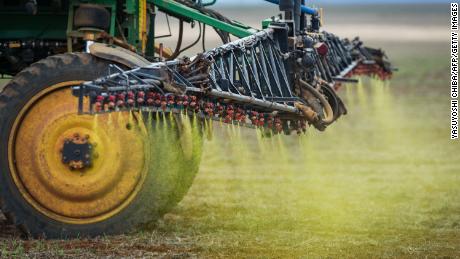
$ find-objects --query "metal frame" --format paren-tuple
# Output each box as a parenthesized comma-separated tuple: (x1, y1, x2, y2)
(76, 29, 302, 115)
(74, 26, 378, 118)
(204, 30, 298, 107)
(150, 0, 256, 38)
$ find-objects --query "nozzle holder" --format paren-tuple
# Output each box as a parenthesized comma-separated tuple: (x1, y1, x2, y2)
(279, 0, 294, 11)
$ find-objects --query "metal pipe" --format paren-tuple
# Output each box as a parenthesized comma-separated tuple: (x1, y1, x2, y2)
(149, 0, 254, 38)
(298, 79, 334, 124)
(201, 29, 273, 59)
(262, 0, 318, 16)
(201, 0, 217, 6)
(186, 87, 299, 114)
(338, 61, 359, 78)
(294, 0, 301, 33)
(299, 0, 306, 31)
(210, 90, 299, 114)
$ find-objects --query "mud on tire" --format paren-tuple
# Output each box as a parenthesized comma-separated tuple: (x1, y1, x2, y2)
(0, 53, 202, 238)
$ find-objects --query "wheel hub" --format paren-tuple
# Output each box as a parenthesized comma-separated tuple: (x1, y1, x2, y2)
(61, 133, 93, 170)
(8, 82, 149, 224)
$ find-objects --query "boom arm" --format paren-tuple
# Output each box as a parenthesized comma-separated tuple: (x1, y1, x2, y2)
(72, 0, 393, 134)
(150, 0, 256, 38)
(75, 25, 392, 133)
(263, 0, 318, 15)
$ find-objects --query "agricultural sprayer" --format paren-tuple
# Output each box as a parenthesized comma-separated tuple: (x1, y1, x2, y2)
(0, 0, 392, 238)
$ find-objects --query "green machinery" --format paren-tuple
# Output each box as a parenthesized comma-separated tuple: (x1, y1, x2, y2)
(0, 0, 257, 75)
(0, 0, 392, 238)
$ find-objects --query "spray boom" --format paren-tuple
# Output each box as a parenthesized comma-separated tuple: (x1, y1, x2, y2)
(74, 23, 392, 134)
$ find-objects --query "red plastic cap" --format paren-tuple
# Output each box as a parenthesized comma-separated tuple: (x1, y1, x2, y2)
(315, 42, 328, 56)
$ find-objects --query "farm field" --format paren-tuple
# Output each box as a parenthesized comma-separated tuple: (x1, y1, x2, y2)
(1, 3, 458, 258)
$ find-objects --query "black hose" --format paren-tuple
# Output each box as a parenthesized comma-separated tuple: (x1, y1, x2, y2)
(176, 22, 203, 57)
(169, 19, 184, 60)
(174, 0, 231, 44)
(299, 79, 334, 124)
(202, 24, 206, 52)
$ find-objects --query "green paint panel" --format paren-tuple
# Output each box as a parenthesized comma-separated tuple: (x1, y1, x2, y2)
(150, 0, 255, 38)
(0, 0, 257, 56)
(0, 14, 68, 39)
(125, 0, 137, 14)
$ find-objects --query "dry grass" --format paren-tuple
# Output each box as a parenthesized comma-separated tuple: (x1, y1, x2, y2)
(0, 41, 457, 259)
(0, 5, 458, 258)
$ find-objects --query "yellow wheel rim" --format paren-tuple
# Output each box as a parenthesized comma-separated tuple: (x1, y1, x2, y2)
(8, 81, 148, 224)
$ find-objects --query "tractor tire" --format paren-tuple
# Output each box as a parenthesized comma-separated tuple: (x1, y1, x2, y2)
(0, 53, 202, 238)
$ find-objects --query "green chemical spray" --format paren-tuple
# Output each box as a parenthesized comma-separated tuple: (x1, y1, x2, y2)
(92, 78, 401, 231)
(89, 78, 396, 187)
